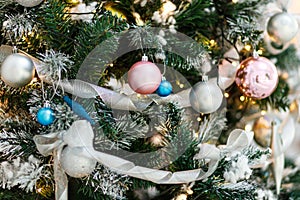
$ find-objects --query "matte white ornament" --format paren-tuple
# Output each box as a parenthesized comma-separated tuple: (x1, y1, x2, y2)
(189, 76, 223, 114)
(270, 121, 284, 195)
(15, 0, 43, 7)
(267, 12, 299, 45)
(60, 146, 97, 178)
(1, 53, 35, 88)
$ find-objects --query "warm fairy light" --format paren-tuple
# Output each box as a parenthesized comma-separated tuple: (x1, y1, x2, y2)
(179, 84, 184, 88)
(175, 194, 188, 200)
(161, 1, 177, 14)
(232, 0, 239, 3)
(186, 188, 193, 195)
(245, 124, 252, 132)
(244, 44, 251, 51)
(132, 12, 144, 26)
(240, 95, 245, 102)
(232, 61, 239, 67)
(210, 39, 216, 46)
(137, 94, 141, 98)
(290, 101, 297, 112)
(68, 0, 80, 4)
(257, 49, 263, 55)
(109, 63, 114, 67)
(281, 72, 289, 79)
(224, 92, 229, 98)
(261, 110, 267, 115)
(197, 117, 202, 121)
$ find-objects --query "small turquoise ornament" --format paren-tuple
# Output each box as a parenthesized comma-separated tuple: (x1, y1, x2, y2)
(37, 102, 55, 126)
(156, 79, 172, 97)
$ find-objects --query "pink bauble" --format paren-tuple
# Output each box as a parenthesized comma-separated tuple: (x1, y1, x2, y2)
(235, 56, 278, 99)
(128, 60, 161, 94)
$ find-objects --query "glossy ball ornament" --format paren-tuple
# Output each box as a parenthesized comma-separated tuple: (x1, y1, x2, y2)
(267, 12, 299, 45)
(252, 116, 277, 147)
(189, 77, 223, 114)
(235, 56, 278, 99)
(37, 107, 55, 126)
(60, 146, 97, 178)
(156, 80, 172, 97)
(128, 56, 161, 94)
(1, 53, 35, 88)
(15, 0, 43, 7)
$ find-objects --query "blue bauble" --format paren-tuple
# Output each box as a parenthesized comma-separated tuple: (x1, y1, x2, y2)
(156, 80, 172, 97)
(37, 107, 55, 126)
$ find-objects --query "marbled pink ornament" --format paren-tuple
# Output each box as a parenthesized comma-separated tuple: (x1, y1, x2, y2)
(128, 60, 161, 94)
(235, 56, 278, 99)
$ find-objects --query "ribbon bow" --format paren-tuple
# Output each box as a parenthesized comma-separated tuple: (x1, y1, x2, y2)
(34, 120, 254, 200)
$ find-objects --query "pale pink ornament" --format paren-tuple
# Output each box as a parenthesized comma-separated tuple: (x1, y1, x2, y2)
(128, 55, 161, 94)
(235, 56, 278, 99)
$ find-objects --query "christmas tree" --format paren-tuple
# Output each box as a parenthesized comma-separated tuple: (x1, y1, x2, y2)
(0, 0, 300, 199)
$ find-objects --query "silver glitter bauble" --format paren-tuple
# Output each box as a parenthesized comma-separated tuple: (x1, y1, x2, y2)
(267, 12, 299, 45)
(15, 0, 43, 7)
(189, 78, 223, 114)
(60, 146, 97, 178)
(1, 53, 35, 88)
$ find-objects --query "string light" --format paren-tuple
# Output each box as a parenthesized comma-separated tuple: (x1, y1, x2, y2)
(245, 124, 252, 132)
(67, 0, 80, 4)
(257, 49, 263, 55)
(232, 0, 239, 3)
(224, 92, 229, 98)
(240, 95, 245, 102)
(232, 61, 239, 67)
(261, 110, 267, 115)
(244, 44, 251, 51)
(161, 1, 177, 14)
(175, 194, 188, 200)
(197, 117, 202, 121)
(210, 39, 217, 46)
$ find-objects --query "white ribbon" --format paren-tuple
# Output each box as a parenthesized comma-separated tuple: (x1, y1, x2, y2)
(33, 120, 254, 200)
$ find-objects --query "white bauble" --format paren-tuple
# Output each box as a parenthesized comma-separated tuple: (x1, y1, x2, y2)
(1, 53, 35, 88)
(189, 78, 223, 114)
(15, 0, 43, 7)
(60, 146, 97, 178)
(267, 12, 299, 45)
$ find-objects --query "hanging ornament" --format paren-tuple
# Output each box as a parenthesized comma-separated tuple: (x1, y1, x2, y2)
(189, 76, 223, 114)
(252, 115, 281, 147)
(15, 0, 43, 7)
(252, 111, 295, 149)
(1, 53, 35, 88)
(60, 146, 97, 178)
(128, 55, 161, 94)
(63, 96, 95, 125)
(269, 120, 284, 195)
(267, 12, 298, 47)
(235, 55, 278, 99)
(156, 78, 172, 97)
(37, 102, 55, 126)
